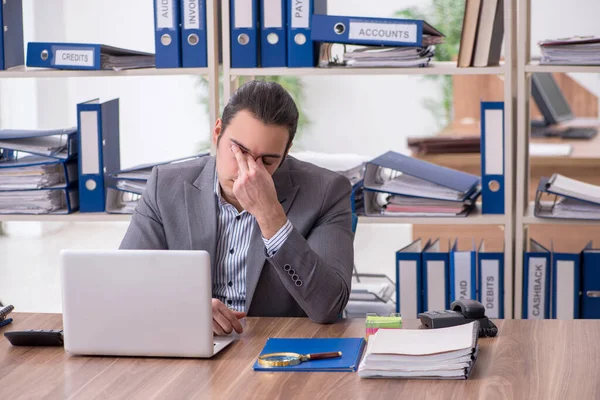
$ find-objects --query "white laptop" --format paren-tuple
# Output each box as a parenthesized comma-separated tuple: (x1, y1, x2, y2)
(59, 249, 235, 358)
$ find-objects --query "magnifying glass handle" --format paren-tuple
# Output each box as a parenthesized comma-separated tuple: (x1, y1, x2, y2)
(305, 351, 342, 361)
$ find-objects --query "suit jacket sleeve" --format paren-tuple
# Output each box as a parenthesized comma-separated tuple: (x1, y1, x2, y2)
(119, 166, 168, 249)
(266, 174, 354, 324)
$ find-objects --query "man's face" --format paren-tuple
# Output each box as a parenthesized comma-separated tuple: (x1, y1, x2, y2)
(213, 109, 290, 201)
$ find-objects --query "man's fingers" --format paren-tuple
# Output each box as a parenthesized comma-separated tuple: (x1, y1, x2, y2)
(231, 144, 248, 175)
(213, 320, 226, 336)
(233, 311, 247, 319)
(222, 307, 244, 334)
(213, 309, 234, 334)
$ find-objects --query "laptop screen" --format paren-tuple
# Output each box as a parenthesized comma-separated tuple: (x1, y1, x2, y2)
(531, 73, 574, 125)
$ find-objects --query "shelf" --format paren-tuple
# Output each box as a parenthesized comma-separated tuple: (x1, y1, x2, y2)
(230, 62, 506, 77)
(0, 66, 209, 79)
(0, 212, 132, 222)
(523, 204, 600, 225)
(359, 205, 507, 225)
(526, 62, 600, 74)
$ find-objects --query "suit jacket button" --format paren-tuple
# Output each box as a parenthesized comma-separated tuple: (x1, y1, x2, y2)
(284, 264, 291, 271)
(292, 274, 299, 281)
(288, 269, 295, 276)
(295, 280, 303, 287)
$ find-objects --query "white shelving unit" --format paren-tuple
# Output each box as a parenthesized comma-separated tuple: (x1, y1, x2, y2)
(221, 0, 515, 317)
(2, 0, 520, 318)
(514, 0, 600, 318)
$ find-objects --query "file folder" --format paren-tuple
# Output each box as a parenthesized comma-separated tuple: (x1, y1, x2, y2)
(450, 239, 477, 302)
(581, 246, 600, 319)
(0, 154, 78, 190)
(551, 241, 588, 320)
(480, 101, 505, 214)
(0, 186, 79, 214)
(26, 43, 155, 70)
(230, 0, 258, 68)
(261, 0, 287, 67)
(422, 239, 450, 312)
(253, 337, 366, 372)
(105, 187, 142, 214)
(0, 128, 78, 160)
(396, 239, 425, 318)
(287, 0, 315, 67)
(363, 151, 480, 202)
(180, 0, 208, 67)
(0, 0, 24, 70)
(311, 14, 444, 47)
(477, 240, 504, 318)
(535, 175, 600, 221)
(76, 98, 121, 213)
(523, 239, 550, 319)
(154, 0, 182, 68)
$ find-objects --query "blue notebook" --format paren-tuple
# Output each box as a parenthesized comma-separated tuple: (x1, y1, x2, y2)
(253, 337, 366, 372)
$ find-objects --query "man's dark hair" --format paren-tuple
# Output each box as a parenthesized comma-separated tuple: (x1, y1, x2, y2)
(219, 80, 299, 151)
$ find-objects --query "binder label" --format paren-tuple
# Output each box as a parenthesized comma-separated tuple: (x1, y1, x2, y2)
(264, 0, 283, 28)
(453, 252, 473, 300)
(427, 261, 446, 311)
(234, 0, 253, 28)
(528, 257, 547, 319)
(55, 50, 94, 67)
(349, 22, 417, 43)
(481, 260, 500, 318)
(398, 260, 418, 319)
(156, 0, 175, 29)
(183, 0, 202, 30)
(291, 0, 310, 29)
(556, 260, 575, 319)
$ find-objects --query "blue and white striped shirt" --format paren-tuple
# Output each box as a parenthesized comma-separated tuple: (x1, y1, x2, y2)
(212, 174, 293, 312)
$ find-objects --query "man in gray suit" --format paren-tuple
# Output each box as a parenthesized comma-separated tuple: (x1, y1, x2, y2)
(120, 81, 354, 335)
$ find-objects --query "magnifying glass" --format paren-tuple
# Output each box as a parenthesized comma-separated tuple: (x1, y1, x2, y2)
(257, 351, 342, 367)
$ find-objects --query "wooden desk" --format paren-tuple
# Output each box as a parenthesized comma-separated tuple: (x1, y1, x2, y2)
(2, 313, 600, 399)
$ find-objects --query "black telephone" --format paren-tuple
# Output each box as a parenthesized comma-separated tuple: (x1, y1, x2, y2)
(417, 299, 498, 338)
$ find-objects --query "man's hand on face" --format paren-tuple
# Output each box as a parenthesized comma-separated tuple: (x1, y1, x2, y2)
(231, 144, 287, 239)
(212, 299, 246, 335)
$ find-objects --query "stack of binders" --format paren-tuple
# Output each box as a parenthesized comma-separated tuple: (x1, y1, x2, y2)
(0, 129, 79, 214)
(230, 0, 328, 68)
(362, 151, 481, 217)
(313, 14, 444, 68)
(395, 238, 504, 320)
(534, 174, 600, 220)
(522, 238, 600, 320)
(107, 153, 209, 214)
(457, 0, 504, 67)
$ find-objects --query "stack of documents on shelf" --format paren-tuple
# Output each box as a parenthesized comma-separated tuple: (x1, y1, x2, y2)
(312, 14, 444, 69)
(0, 128, 79, 214)
(343, 45, 435, 68)
(535, 174, 600, 220)
(318, 43, 435, 68)
(26, 43, 155, 71)
(0, 128, 77, 160)
(539, 36, 600, 65)
(107, 153, 208, 214)
(363, 151, 480, 217)
(290, 151, 370, 214)
(358, 321, 479, 379)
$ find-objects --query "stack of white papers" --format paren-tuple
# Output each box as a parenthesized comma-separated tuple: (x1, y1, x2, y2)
(0, 189, 69, 214)
(535, 174, 600, 220)
(539, 36, 600, 65)
(344, 45, 435, 68)
(99, 45, 155, 71)
(358, 322, 479, 379)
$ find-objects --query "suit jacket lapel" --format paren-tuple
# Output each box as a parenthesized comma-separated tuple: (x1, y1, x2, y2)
(245, 160, 299, 312)
(184, 157, 218, 274)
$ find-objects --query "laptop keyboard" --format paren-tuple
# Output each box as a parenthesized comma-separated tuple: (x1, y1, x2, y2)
(531, 126, 597, 139)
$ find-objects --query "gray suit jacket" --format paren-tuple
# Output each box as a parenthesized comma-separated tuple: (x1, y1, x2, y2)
(119, 156, 354, 323)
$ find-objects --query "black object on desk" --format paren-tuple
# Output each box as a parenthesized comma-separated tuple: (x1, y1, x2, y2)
(4, 330, 64, 346)
(418, 299, 498, 338)
(531, 125, 597, 140)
